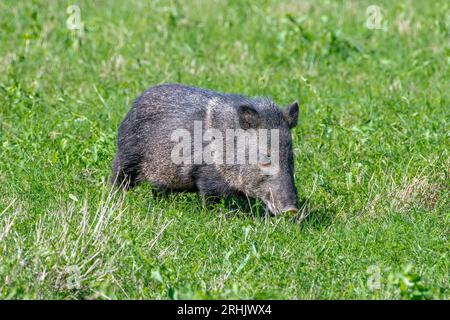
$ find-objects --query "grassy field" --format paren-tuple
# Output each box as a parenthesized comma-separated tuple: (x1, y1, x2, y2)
(0, 0, 448, 299)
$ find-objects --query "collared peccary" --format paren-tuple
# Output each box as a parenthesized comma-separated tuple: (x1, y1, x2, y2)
(111, 83, 299, 215)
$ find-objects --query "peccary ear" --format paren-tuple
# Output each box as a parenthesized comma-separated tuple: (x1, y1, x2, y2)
(283, 101, 299, 129)
(237, 105, 259, 129)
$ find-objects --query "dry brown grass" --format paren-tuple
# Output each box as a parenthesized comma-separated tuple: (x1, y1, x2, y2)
(391, 176, 444, 212)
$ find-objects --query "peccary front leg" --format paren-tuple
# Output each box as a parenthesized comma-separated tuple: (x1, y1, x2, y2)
(194, 167, 231, 209)
(201, 194, 221, 209)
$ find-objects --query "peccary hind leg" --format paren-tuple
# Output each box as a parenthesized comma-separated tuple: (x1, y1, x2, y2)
(110, 154, 141, 189)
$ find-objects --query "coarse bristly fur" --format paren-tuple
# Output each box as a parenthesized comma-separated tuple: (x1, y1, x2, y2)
(111, 83, 299, 215)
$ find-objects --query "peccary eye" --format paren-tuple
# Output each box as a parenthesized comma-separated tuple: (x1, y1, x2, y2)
(258, 154, 271, 167)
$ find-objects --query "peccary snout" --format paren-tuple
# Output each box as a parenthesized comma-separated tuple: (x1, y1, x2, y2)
(264, 175, 299, 215)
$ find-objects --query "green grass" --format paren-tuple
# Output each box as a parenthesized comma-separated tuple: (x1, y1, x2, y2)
(0, 0, 449, 299)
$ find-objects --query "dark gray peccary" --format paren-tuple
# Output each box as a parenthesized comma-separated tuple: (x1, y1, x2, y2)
(111, 83, 299, 215)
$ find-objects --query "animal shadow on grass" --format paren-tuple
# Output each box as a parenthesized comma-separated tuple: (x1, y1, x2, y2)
(212, 196, 267, 218)
(206, 195, 336, 230)
(137, 185, 335, 229)
(150, 190, 267, 218)
(293, 198, 335, 230)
